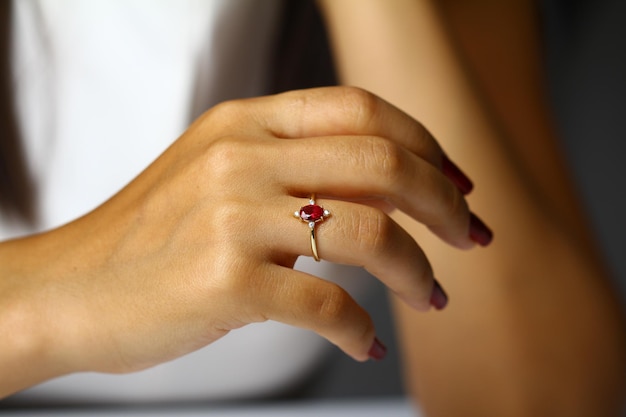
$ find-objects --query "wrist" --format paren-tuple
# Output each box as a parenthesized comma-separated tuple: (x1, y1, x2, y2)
(0, 233, 81, 397)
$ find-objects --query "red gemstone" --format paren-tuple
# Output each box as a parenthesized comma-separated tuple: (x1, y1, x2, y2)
(299, 204, 324, 222)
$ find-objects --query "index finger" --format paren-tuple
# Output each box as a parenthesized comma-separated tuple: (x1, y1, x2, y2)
(250, 86, 444, 167)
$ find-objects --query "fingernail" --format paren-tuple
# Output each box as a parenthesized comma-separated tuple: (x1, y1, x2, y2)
(469, 213, 493, 246)
(429, 279, 448, 310)
(368, 337, 387, 361)
(442, 155, 474, 195)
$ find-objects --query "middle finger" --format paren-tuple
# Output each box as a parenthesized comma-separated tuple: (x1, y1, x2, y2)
(269, 135, 473, 249)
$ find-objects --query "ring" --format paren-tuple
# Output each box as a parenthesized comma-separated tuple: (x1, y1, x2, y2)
(294, 194, 330, 262)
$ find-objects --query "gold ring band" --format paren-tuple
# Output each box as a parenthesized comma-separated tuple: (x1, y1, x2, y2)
(310, 224, 319, 262)
(294, 194, 330, 262)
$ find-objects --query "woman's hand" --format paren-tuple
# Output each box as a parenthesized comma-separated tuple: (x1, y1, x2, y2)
(0, 87, 487, 395)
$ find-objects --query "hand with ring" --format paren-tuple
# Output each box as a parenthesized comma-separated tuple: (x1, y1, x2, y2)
(0, 86, 492, 395)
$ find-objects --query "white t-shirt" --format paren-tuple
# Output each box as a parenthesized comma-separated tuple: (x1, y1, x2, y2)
(6, 0, 373, 402)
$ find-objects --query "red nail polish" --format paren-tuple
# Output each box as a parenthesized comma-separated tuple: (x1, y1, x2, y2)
(469, 213, 493, 246)
(368, 337, 387, 361)
(442, 155, 474, 195)
(429, 279, 448, 310)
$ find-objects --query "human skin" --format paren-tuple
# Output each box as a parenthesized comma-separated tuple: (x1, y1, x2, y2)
(319, 0, 626, 416)
(0, 87, 484, 397)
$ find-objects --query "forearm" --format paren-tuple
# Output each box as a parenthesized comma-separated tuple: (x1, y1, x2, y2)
(390, 228, 626, 416)
(320, 0, 626, 415)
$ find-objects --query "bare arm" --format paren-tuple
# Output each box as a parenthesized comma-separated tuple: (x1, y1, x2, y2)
(319, 1, 626, 415)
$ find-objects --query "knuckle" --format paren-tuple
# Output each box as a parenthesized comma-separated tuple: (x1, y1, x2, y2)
(202, 99, 243, 127)
(209, 200, 252, 242)
(203, 136, 248, 183)
(314, 284, 353, 327)
(212, 199, 243, 228)
(372, 138, 405, 184)
(206, 247, 258, 299)
(279, 91, 312, 138)
(353, 209, 395, 257)
(337, 86, 380, 128)
(355, 137, 406, 190)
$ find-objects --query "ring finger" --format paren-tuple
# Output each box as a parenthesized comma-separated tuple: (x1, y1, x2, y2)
(267, 196, 436, 312)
